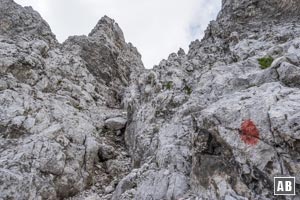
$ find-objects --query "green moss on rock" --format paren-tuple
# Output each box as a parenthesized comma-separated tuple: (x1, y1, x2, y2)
(258, 56, 274, 69)
(165, 81, 173, 90)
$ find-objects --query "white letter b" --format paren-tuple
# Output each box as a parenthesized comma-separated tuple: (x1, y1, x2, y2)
(285, 181, 292, 191)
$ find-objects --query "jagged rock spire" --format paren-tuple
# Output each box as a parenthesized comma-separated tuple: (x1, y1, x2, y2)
(88, 15, 126, 50)
(0, 0, 57, 46)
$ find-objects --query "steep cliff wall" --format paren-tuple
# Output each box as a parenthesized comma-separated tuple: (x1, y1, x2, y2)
(0, 0, 143, 199)
(115, 0, 300, 199)
(0, 0, 300, 199)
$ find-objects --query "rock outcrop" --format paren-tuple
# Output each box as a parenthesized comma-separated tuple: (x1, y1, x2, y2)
(0, 0, 142, 199)
(1, 0, 300, 199)
(114, 0, 300, 199)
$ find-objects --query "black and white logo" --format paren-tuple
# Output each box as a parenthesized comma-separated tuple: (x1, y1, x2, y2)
(274, 177, 295, 195)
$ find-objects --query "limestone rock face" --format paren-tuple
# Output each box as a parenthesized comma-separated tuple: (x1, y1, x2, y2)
(114, 0, 300, 199)
(1, 0, 300, 200)
(0, 0, 57, 47)
(63, 16, 144, 107)
(219, 0, 300, 23)
(0, 1, 141, 200)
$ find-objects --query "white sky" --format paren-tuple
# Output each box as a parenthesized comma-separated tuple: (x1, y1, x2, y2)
(15, 0, 221, 68)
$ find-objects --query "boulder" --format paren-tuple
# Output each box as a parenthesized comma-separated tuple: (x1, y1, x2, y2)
(105, 117, 127, 130)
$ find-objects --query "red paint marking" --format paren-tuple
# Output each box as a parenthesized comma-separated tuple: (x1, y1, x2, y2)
(240, 120, 260, 145)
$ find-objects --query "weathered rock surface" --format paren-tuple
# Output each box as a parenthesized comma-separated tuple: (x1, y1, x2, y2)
(114, 0, 300, 199)
(1, 0, 300, 199)
(0, 1, 141, 199)
(105, 117, 127, 131)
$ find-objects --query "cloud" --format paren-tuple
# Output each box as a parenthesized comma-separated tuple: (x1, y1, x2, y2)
(15, 0, 221, 68)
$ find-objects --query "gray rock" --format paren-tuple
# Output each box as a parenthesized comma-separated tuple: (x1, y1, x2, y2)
(98, 143, 117, 161)
(114, 0, 300, 199)
(0, 1, 140, 199)
(105, 117, 127, 130)
(277, 61, 300, 87)
(1, 0, 300, 199)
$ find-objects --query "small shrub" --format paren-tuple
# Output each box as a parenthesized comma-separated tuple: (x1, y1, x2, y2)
(147, 72, 156, 84)
(257, 56, 274, 69)
(57, 80, 63, 85)
(153, 126, 160, 133)
(246, 84, 257, 89)
(165, 81, 173, 90)
(74, 104, 84, 110)
(184, 86, 192, 95)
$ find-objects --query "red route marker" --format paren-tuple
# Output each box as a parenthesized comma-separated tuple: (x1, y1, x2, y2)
(240, 120, 260, 145)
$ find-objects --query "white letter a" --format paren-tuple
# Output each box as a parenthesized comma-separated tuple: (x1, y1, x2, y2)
(277, 181, 284, 191)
